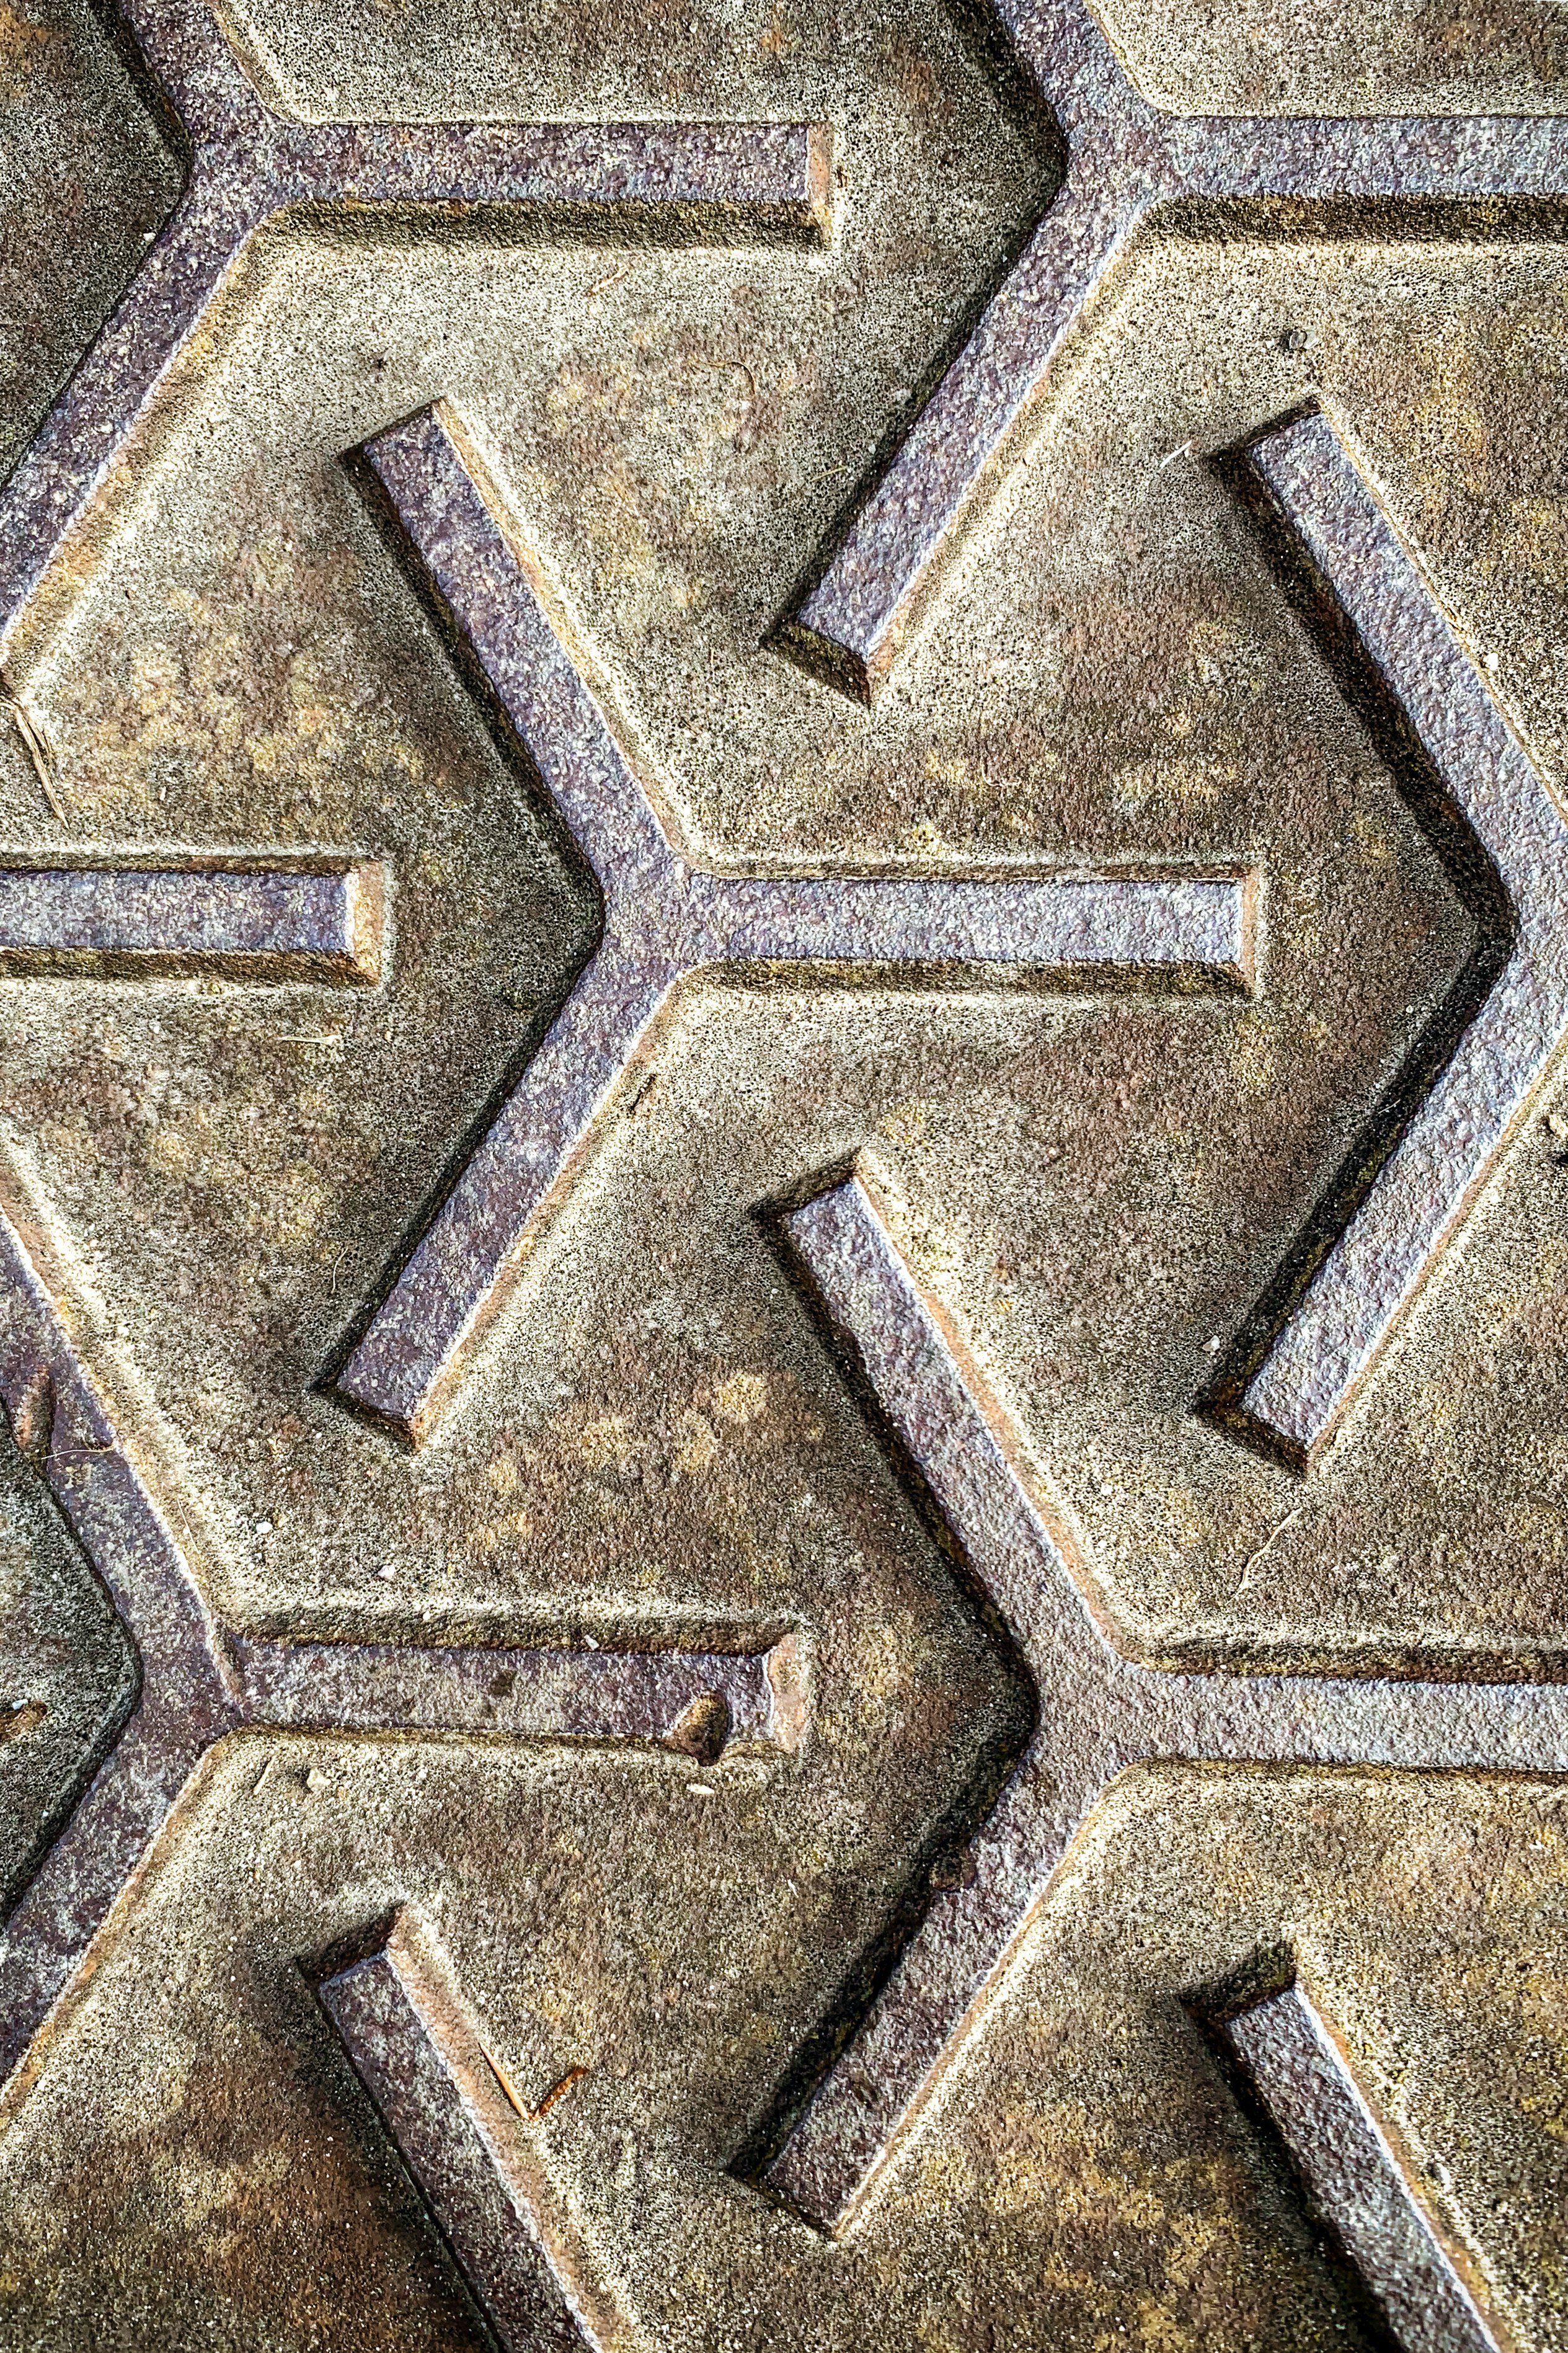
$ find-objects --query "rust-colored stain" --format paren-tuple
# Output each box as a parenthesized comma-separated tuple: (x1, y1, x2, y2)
(533, 2064, 590, 2120)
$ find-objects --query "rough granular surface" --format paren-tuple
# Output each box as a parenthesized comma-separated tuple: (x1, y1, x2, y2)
(4, 1, 1568, 2346)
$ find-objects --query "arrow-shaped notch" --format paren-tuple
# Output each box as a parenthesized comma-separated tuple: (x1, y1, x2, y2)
(1214, 405, 1568, 1468)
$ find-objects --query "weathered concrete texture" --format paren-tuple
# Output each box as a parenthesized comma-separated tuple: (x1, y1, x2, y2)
(3, 0, 1568, 2344)
(0, 0, 180, 486)
(1216, 1978, 1506, 2353)
(1095, 0, 1568, 115)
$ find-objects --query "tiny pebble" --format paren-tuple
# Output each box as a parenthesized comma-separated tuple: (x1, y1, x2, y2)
(255, 1519, 273, 1534)
(689, 1784, 715, 1798)
(376, 1564, 396, 1580)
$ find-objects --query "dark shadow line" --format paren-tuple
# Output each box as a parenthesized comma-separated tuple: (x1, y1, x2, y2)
(1161, 191, 1568, 250)
(766, 3, 1066, 699)
(1196, 414, 1515, 1469)
(311, 438, 604, 1426)
(84, 0, 192, 164)
(729, 1174, 1038, 2195)
(1183, 1959, 1407, 2353)
(294, 1931, 508, 2353)
(289, 195, 831, 251)
(0, 1394, 142, 1925)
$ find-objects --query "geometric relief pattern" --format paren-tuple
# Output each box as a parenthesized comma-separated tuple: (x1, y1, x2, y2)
(758, 1165, 1568, 2236)
(781, 0, 1568, 705)
(0, 0, 842, 2140)
(0, 1187, 801, 2117)
(309, 1149, 1559, 2333)
(1220, 410, 1568, 1470)
(4, 0, 1568, 2339)
(0, 0, 834, 656)
(291, 397, 1568, 2328)
(329, 403, 1256, 1446)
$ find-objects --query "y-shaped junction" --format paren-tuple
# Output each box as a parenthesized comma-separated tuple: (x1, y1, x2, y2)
(310, 1145, 1548, 2352)
(0, 0, 836, 2128)
(321, 398, 1568, 2352)
(2, 6, 1567, 2346)
(0, 1178, 802, 2122)
(781, 0, 1568, 703)
(0, 0, 831, 649)
(330, 403, 1252, 1444)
